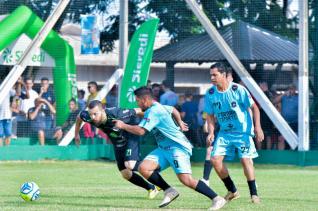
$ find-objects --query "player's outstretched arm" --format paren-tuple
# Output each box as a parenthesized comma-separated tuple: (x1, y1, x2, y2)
(251, 103, 264, 142)
(74, 116, 83, 146)
(172, 107, 188, 132)
(113, 120, 146, 136)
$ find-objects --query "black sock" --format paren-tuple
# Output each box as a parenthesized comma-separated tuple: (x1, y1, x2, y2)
(147, 171, 170, 191)
(203, 160, 213, 180)
(247, 180, 258, 196)
(128, 172, 154, 191)
(222, 176, 237, 193)
(195, 180, 217, 200)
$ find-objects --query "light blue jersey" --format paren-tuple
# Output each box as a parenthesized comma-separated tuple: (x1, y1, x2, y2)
(204, 82, 254, 137)
(139, 102, 193, 154)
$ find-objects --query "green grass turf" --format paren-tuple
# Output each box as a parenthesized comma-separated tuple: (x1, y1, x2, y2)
(0, 160, 317, 211)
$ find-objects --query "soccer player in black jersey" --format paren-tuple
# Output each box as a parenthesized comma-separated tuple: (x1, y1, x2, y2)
(74, 100, 160, 199)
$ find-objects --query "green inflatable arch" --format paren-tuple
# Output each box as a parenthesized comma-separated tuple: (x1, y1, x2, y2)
(0, 5, 77, 125)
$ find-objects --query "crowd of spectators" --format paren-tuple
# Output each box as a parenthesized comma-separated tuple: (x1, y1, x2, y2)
(0, 76, 298, 150)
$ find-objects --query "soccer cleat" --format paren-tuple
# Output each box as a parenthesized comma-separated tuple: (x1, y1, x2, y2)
(209, 196, 227, 210)
(148, 186, 161, 199)
(251, 195, 261, 204)
(158, 187, 179, 208)
(224, 191, 240, 201)
(201, 178, 210, 187)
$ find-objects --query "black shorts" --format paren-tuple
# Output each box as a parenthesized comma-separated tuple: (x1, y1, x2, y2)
(114, 135, 141, 171)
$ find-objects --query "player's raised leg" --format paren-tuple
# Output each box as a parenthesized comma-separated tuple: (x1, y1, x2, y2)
(121, 160, 159, 199)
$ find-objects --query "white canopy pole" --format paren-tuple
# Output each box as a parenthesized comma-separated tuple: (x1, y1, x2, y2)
(298, 0, 309, 151)
(0, 0, 70, 104)
(58, 68, 124, 146)
(185, 0, 298, 149)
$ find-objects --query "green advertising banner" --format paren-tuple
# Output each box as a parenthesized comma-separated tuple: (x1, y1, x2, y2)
(119, 19, 159, 108)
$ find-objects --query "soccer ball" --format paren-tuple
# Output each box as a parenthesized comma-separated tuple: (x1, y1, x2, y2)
(20, 182, 40, 201)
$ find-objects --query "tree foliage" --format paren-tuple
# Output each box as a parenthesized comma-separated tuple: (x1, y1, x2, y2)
(0, 0, 111, 31)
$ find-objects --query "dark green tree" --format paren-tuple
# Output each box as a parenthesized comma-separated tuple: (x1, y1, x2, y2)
(0, 0, 111, 31)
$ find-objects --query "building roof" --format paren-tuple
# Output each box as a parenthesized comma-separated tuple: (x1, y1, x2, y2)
(153, 20, 299, 63)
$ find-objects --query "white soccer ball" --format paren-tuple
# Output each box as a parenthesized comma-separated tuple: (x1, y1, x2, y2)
(20, 182, 40, 201)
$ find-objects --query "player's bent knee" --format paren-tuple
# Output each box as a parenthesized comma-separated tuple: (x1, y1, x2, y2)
(124, 161, 136, 171)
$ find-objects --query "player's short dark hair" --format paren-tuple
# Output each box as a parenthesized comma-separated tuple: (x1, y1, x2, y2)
(88, 100, 102, 109)
(210, 62, 229, 74)
(134, 86, 153, 98)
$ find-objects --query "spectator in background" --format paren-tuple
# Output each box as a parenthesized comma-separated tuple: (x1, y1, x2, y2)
(85, 81, 106, 140)
(19, 77, 39, 119)
(106, 85, 118, 108)
(87, 81, 106, 106)
(77, 89, 86, 111)
(147, 79, 152, 88)
(258, 81, 274, 150)
(151, 83, 161, 102)
(28, 98, 56, 145)
(160, 80, 178, 107)
(54, 98, 80, 144)
(38, 77, 55, 130)
(274, 84, 298, 150)
(181, 92, 201, 147)
(0, 88, 16, 146)
(175, 94, 185, 113)
(197, 96, 207, 146)
(10, 96, 23, 139)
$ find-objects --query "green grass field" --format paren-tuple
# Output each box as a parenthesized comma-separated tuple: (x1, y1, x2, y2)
(0, 160, 317, 211)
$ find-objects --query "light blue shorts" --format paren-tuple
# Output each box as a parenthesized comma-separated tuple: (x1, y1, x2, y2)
(144, 145, 192, 174)
(0, 119, 12, 138)
(211, 133, 258, 160)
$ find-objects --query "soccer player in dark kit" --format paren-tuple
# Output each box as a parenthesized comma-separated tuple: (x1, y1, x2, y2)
(74, 100, 160, 199)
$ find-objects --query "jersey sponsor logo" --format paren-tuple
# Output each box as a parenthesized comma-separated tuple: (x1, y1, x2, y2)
(216, 110, 238, 122)
(231, 101, 237, 108)
(232, 84, 238, 91)
(209, 88, 214, 94)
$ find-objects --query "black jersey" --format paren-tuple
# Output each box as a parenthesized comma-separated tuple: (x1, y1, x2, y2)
(79, 107, 140, 147)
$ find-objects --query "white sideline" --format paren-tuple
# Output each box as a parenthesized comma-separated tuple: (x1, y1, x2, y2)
(58, 68, 124, 146)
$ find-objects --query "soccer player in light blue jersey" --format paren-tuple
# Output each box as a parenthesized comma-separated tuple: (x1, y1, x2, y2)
(204, 63, 264, 204)
(114, 86, 226, 210)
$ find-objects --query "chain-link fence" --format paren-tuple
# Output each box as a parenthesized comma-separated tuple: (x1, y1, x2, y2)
(0, 0, 316, 150)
